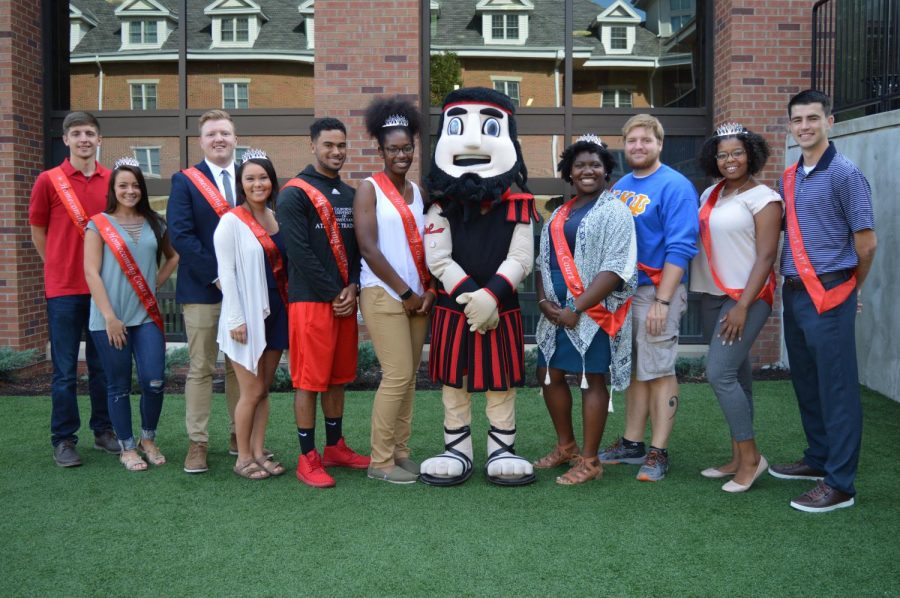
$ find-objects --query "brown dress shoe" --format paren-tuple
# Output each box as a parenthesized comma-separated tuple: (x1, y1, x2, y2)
(790, 481, 855, 513)
(54, 440, 83, 468)
(183, 440, 209, 473)
(768, 459, 826, 481)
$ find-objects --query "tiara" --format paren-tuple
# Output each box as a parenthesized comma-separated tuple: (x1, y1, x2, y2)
(241, 148, 268, 164)
(577, 133, 604, 146)
(715, 122, 746, 137)
(382, 114, 409, 128)
(114, 156, 141, 170)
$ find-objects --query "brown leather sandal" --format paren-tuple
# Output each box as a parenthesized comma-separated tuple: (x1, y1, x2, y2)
(233, 460, 270, 480)
(256, 458, 286, 477)
(556, 456, 603, 485)
(533, 442, 580, 469)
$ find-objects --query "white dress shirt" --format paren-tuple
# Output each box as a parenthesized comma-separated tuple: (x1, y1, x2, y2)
(204, 158, 237, 206)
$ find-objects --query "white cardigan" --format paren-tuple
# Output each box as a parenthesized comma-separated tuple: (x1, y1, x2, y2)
(213, 210, 271, 374)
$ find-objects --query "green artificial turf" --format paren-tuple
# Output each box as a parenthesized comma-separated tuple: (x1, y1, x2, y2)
(2, 382, 898, 597)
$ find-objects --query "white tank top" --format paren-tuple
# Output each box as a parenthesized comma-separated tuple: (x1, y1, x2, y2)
(359, 177, 426, 301)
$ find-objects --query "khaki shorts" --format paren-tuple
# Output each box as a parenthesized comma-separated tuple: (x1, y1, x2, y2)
(632, 284, 688, 382)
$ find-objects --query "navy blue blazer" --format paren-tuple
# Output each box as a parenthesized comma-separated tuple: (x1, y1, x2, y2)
(167, 160, 235, 304)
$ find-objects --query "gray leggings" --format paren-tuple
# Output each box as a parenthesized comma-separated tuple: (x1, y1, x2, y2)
(701, 294, 772, 442)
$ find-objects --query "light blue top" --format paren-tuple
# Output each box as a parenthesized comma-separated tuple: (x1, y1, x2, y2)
(88, 216, 164, 331)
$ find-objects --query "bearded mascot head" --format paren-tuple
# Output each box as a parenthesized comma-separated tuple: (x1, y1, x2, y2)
(426, 87, 530, 216)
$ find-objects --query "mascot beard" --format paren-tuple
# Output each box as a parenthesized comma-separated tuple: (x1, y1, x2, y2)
(420, 87, 537, 486)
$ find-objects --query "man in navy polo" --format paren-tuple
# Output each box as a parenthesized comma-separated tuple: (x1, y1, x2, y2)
(768, 90, 877, 513)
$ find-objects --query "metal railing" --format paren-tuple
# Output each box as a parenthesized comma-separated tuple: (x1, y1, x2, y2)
(812, 0, 900, 119)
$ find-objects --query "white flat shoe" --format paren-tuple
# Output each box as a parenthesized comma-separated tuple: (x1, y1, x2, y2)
(722, 456, 768, 493)
(701, 467, 735, 479)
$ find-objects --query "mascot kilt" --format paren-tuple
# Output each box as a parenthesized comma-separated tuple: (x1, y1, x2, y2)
(421, 87, 537, 486)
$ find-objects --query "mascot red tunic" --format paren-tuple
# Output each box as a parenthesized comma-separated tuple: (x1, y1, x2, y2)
(421, 87, 537, 486)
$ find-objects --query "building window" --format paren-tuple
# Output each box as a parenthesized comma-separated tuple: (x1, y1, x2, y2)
(128, 20, 158, 45)
(222, 81, 249, 109)
(670, 0, 695, 32)
(235, 146, 250, 163)
(133, 147, 160, 177)
(491, 14, 519, 40)
(130, 83, 157, 110)
(221, 17, 250, 43)
(493, 79, 520, 107)
(610, 26, 628, 50)
(601, 89, 633, 108)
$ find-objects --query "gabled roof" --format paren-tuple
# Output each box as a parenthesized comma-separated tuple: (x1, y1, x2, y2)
(114, 0, 176, 20)
(204, 0, 268, 20)
(431, 0, 666, 61)
(70, 0, 312, 61)
(70, 4, 99, 27)
(475, 0, 535, 12)
(595, 0, 642, 25)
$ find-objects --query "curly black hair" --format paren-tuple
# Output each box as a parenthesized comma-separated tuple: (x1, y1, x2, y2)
(557, 140, 617, 184)
(364, 95, 420, 147)
(697, 128, 771, 178)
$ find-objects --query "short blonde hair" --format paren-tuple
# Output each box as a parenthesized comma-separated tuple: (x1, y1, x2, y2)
(198, 109, 234, 133)
(622, 114, 664, 142)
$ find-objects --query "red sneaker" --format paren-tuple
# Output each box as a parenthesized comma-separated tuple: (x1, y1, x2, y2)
(322, 438, 371, 469)
(295, 450, 335, 488)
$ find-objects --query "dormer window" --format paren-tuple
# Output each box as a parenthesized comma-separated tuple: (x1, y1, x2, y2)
(594, 0, 641, 55)
(114, 0, 175, 50)
(206, 0, 268, 49)
(221, 17, 250, 43)
(476, 0, 533, 46)
(129, 20, 159, 45)
(299, 1, 315, 50)
(69, 5, 98, 52)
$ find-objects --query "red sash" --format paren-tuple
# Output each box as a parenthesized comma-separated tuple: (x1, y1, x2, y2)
(550, 199, 632, 336)
(371, 172, 431, 289)
(48, 167, 90, 238)
(91, 214, 164, 333)
(638, 262, 663, 287)
(699, 180, 775, 306)
(183, 167, 230, 218)
(229, 207, 289, 308)
(782, 164, 857, 314)
(282, 178, 349, 285)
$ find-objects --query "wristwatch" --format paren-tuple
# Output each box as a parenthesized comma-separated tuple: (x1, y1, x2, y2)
(400, 287, 414, 300)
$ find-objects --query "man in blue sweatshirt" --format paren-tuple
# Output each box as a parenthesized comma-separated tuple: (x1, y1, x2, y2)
(600, 114, 699, 481)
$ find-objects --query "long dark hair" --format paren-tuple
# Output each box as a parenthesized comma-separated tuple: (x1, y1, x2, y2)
(236, 157, 280, 209)
(106, 164, 166, 264)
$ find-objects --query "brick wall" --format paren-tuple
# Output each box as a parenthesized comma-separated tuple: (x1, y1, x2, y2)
(314, 0, 421, 185)
(0, 1, 45, 351)
(71, 62, 179, 111)
(713, 0, 816, 365)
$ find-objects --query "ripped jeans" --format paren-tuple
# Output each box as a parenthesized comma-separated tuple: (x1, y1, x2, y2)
(90, 321, 166, 451)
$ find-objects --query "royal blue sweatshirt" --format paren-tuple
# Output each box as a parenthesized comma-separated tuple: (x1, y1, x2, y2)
(611, 164, 699, 287)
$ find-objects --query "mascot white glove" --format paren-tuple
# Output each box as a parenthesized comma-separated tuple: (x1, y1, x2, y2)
(456, 289, 499, 332)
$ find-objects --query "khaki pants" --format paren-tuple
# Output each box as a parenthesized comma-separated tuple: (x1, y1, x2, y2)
(442, 383, 516, 431)
(360, 287, 429, 468)
(183, 303, 238, 443)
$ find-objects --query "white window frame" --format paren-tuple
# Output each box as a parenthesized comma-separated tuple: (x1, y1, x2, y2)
(491, 76, 522, 107)
(482, 13, 528, 45)
(123, 19, 161, 49)
(132, 146, 161, 178)
(600, 88, 634, 108)
(128, 80, 159, 110)
(221, 79, 250, 110)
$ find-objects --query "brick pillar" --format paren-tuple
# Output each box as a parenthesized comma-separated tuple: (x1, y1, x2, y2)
(314, 0, 421, 185)
(712, 1, 815, 366)
(0, 1, 46, 352)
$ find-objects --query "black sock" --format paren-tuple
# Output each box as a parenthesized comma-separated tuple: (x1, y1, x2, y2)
(649, 445, 668, 456)
(324, 417, 342, 446)
(623, 438, 645, 449)
(297, 427, 316, 455)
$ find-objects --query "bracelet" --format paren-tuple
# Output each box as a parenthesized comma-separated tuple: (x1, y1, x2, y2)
(399, 288, 414, 300)
(538, 298, 550, 305)
(654, 297, 671, 306)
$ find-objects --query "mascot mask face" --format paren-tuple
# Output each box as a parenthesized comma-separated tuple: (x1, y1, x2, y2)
(435, 102, 517, 179)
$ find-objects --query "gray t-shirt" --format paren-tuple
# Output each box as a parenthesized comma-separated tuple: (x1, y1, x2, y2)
(88, 216, 164, 331)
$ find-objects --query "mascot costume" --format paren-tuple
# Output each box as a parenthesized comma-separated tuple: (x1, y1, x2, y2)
(420, 87, 537, 486)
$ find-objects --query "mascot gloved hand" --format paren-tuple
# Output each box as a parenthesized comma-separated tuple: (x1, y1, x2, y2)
(420, 87, 538, 487)
(456, 289, 498, 332)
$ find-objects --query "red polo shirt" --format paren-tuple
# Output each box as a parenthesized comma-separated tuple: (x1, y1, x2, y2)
(29, 158, 111, 298)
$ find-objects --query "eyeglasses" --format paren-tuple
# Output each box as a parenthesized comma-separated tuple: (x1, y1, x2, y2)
(715, 149, 747, 161)
(383, 145, 415, 157)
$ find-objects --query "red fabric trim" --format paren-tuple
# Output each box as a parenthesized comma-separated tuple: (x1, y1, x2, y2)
(449, 275, 471, 296)
(443, 101, 512, 115)
(282, 178, 350, 286)
(782, 164, 857, 314)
